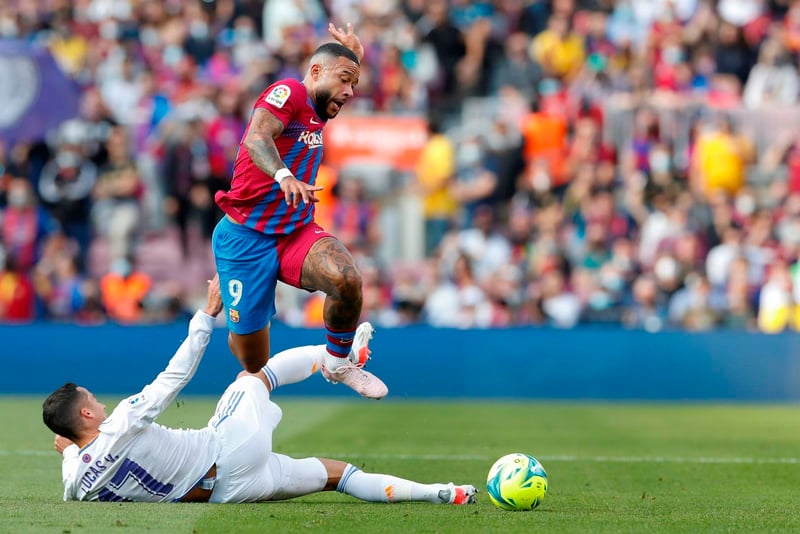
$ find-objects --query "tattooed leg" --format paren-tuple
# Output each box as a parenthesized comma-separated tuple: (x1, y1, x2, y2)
(300, 237, 363, 330)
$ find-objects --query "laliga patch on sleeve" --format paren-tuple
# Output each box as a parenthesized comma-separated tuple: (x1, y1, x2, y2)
(265, 84, 291, 108)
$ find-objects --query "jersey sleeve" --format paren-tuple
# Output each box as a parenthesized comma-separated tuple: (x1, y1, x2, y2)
(61, 444, 80, 501)
(253, 79, 305, 128)
(105, 311, 216, 435)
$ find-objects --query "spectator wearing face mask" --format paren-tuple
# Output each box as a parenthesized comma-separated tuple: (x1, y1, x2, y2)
(0, 176, 60, 271)
(38, 149, 97, 273)
(449, 136, 498, 228)
(742, 39, 799, 109)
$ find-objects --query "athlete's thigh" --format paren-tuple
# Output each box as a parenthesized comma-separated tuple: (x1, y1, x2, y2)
(209, 376, 284, 503)
(276, 221, 341, 291)
(212, 217, 279, 334)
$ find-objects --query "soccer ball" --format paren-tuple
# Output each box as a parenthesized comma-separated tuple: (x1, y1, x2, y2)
(486, 453, 548, 511)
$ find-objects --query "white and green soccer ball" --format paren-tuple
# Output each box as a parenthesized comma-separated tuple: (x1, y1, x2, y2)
(486, 453, 548, 511)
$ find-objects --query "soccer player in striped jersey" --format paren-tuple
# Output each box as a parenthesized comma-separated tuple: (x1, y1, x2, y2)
(212, 23, 387, 399)
(43, 276, 477, 505)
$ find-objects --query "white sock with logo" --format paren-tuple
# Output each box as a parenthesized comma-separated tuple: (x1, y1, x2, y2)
(263, 345, 325, 390)
(336, 464, 450, 503)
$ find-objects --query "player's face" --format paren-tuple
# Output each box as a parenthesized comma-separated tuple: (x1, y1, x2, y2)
(313, 57, 360, 120)
(78, 386, 107, 420)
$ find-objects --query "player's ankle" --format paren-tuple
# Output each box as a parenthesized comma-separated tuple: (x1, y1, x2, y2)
(324, 353, 349, 372)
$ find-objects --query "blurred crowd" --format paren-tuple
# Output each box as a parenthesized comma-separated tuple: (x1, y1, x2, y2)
(2, 0, 800, 333)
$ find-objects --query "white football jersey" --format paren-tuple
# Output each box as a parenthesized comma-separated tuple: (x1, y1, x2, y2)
(60, 311, 221, 502)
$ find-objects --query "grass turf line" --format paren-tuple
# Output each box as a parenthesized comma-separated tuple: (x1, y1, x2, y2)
(1, 398, 799, 533)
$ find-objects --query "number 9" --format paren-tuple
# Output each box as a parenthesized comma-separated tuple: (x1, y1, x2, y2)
(228, 279, 243, 307)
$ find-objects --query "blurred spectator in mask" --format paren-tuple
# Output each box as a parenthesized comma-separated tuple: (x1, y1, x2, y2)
(484, 117, 525, 211)
(32, 244, 88, 321)
(713, 20, 756, 88)
(668, 272, 719, 330)
(38, 148, 97, 272)
(162, 118, 214, 257)
(262, 0, 325, 52)
(449, 135, 498, 227)
(0, 176, 60, 271)
(489, 32, 542, 100)
(691, 116, 754, 200)
(183, 0, 216, 66)
(0, 255, 35, 322)
(623, 273, 667, 332)
(757, 259, 800, 333)
(540, 268, 581, 328)
(776, 192, 800, 257)
(100, 256, 152, 323)
(91, 126, 143, 263)
(205, 85, 245, 199)
(578, 262, 625, 324)
(418, 0, 467, 112)
(705, 223, 744, 289)
(331, 178, 379, 254)
(720, 256, 756, 330)
(443, 204, 511, 284)
(99, 57, 143, 126)
(742, 38, 799, 109)
(424, 253, 493, 328)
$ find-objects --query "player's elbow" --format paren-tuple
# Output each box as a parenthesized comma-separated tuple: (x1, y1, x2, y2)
(242, 134, 262, 159)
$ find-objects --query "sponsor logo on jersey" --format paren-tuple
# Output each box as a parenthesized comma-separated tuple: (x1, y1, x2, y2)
(230, 309, 240, 323)
(299, 130, 323, 148)
(265, 84, 291, 108)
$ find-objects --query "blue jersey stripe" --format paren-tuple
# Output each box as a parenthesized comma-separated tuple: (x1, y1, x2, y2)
(272, 148, 320, 233)
(263, 141, 307, 234)
(246, 140, 303, 230)
(308, 149, 322, 186)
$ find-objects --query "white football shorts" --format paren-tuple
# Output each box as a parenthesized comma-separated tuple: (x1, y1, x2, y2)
(207, 376, 327, 503)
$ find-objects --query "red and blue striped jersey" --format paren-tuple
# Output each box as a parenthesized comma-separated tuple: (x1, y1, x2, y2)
(215, 78, 326, 235)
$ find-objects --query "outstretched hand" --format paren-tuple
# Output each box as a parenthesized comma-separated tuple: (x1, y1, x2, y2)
(204, 274, 223, 317)
(280, 176, 323, 208)
(329, 22, 364, 63)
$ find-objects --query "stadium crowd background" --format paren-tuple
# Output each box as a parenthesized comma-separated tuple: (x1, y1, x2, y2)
(1, 0, 800, 333)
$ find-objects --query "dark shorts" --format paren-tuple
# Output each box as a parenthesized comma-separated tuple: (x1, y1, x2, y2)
(212, 217, 333, 334)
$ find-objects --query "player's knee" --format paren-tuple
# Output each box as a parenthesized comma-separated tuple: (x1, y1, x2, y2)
(328, 267, 362, 300)
(236, 369, 271, 391)
(228, 330, 270, 373)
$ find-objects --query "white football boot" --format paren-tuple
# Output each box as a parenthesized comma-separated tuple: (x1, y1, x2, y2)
(321, 322, 388, 400)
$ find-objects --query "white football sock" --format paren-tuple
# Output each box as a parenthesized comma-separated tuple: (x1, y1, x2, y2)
(263, 345, 326, 390)
(336, 464, 450, 503)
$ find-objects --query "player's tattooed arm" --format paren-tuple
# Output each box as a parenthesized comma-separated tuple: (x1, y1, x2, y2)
(243, 108, 287, 177)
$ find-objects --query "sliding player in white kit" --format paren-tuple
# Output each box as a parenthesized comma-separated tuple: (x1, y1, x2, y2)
(42, 275, 476, 505)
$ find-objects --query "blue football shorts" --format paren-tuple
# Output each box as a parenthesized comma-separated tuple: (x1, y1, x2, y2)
(212, 216, 279, 335)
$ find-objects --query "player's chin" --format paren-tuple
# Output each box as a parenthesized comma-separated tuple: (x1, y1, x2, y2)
(328, 101, 344, 118)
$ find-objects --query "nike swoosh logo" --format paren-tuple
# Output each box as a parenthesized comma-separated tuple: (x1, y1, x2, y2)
(314, 230, 325, 234)
(310, 118, 321, 125)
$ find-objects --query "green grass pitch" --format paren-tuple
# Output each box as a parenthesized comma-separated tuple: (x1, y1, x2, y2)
(1, 397, 798, 533)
